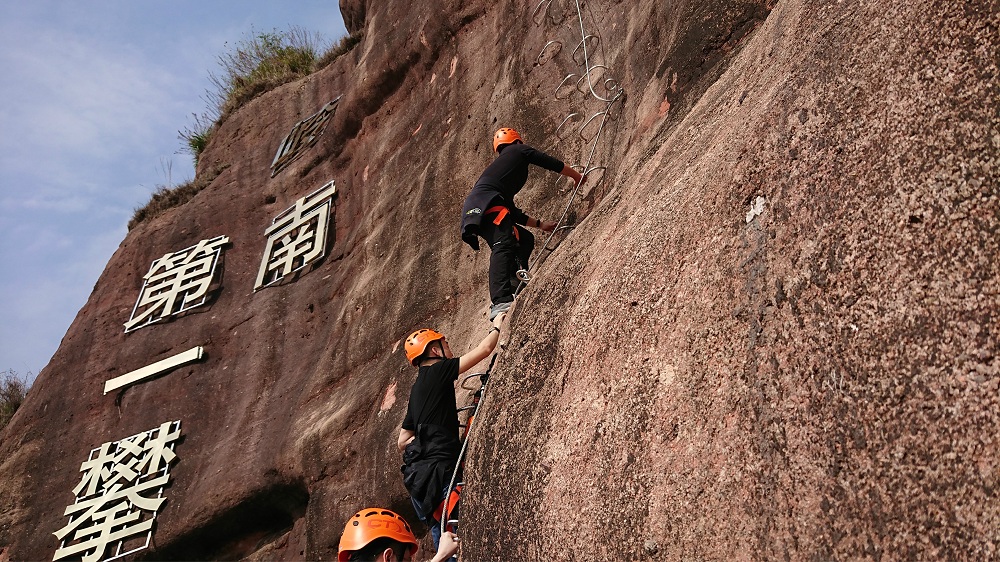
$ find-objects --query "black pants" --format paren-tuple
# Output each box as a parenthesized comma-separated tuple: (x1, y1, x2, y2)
(479, 214, 534, 305)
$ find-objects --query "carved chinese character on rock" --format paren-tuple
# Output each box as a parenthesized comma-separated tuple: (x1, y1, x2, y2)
(53, 421, 181, 562)
(124, 235, 230, 333)
(270, 96, 341, 177)
(254, 181, 337, 291)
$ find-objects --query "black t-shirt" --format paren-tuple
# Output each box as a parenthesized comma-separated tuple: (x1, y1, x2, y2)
(402, 357, 461, 439)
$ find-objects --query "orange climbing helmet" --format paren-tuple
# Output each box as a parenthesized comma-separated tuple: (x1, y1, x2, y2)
(338, 508, 418, 562)
(493, 127, 522, 153)
(405, 328, 445, 365)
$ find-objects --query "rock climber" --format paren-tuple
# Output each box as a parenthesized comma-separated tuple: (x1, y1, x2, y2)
(398, 312, 505, 554)
(460, 127, 584, 320)
(337, 507, 458, 562)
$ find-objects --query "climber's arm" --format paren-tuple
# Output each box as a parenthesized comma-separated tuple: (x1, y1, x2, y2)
(397, 427, 415, 452)
(458, 313, 505, 373)
(559, 164, 584, 186)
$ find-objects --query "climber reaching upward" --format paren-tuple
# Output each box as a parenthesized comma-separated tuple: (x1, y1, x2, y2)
(461, 127, 584, 320)
(398, 312, 505, 556)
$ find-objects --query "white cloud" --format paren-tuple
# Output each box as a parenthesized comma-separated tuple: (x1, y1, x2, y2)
(1, 31, 189, 169)
(0, 0, 347, 378)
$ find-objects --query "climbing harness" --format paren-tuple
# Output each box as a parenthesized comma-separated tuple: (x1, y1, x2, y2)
(484, 205, 521, 242)
(438, 354, 498, 535)
(483, 205, 533, 287)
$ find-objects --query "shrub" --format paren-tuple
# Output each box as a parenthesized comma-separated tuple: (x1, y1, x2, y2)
(168, 26, 362, 217)
(0, 370, 30, 432)
(209, 26, 329, 120)
(128, 165, 229, 230)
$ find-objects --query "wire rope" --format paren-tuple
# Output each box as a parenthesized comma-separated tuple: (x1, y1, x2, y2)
(438, 0, 626, 540)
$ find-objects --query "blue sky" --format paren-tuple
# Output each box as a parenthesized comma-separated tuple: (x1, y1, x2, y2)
(0, 1, 347, 382)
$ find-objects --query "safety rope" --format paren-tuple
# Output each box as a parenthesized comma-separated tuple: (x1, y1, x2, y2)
(439, 354, 498, 535)
(524, 89, 621, 276)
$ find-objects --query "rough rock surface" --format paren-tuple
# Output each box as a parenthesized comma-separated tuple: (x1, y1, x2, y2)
(0, 0, 996, 560)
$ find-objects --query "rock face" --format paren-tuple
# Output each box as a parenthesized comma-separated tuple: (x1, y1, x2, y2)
(1, 0, 996, 560)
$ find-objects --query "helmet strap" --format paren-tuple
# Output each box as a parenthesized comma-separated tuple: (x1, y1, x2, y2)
(417, 340, 446, 366)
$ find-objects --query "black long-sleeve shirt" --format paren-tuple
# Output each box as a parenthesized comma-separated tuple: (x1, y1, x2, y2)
(460, 143, 564, 250)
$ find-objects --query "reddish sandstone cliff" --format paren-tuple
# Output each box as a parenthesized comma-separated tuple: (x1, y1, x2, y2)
(0, 0, 996, 560)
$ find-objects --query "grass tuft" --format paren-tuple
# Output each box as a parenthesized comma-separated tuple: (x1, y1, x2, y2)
(178, 112, 217, 165)
(128, 165, 228, 230)
(209, 27, 328, 121)
(315, 30, 363, 69)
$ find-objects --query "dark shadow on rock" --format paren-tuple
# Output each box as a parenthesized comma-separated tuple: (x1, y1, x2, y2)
(142, 481, 309, 561)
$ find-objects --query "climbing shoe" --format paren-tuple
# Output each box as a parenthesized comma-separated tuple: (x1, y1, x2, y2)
(489, 301, 512, 321)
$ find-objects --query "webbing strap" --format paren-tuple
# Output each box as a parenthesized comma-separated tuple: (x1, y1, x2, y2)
(485, 205, 509, 225)
(484, 205, 519, 241)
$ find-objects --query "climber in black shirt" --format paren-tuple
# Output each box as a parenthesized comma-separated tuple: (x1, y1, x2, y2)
(460, 128, 584, 320)
(398, 312, 505, 554)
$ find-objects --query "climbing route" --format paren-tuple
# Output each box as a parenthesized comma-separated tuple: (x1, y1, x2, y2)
(520, 0, 626, 286)
(440, 0, 627, 536)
